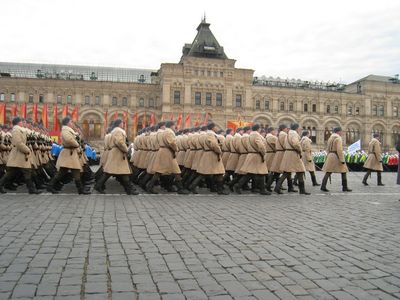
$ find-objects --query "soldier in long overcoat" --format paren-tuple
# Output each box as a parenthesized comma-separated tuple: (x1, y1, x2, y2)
(188, 122, 229, 195)
(298, 130, 320, 186)
(233, 124, 270, 195)
(275, 123, 310, 195)
(266, 124, 288, 191)
(0, 117, 41, 194)
(46, 117, 89, 194)
(145, 121, 189, 194)
(362, 133, 384, 186)
(94, 119, 138, 195)
(321, 127, 352, 192)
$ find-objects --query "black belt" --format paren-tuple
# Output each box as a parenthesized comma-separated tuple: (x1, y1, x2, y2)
(266, 151, 275, 153)
(285, 149, 297, 151)
(276, 150, 284, 152)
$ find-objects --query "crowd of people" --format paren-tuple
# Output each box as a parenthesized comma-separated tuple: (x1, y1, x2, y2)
(0, 115, 394, 195)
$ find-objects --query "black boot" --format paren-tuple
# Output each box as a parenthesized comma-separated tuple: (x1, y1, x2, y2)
(320, 173, 330, 192)
(94, 173, 110, 194)
(298, 173, 310, 195)
(139, 172, 152, 189)
(46, 175, 60, 194)
(341, 173, 352, 192)
(145, 174, 159, 194)
(362, 170, 371, 186)
(288, 176, 298, 193)
(27, 179, 42, 194)
(228, 175, 240, 192)
(310, 172, 320, 186)
(188, 174, 203, 194)
(217, 179, 229, 195)
(274, 173, 288, 194)
(76, 180, 91, 195)
(293, 174, 298, 186)
(233, 175, 249, 194)
(176, 180, 190, 194)
(265, 173, 276, 192)
(122, 179, 139, 195)
(377, 172, 385, 186)
(257, 175, 271, 195)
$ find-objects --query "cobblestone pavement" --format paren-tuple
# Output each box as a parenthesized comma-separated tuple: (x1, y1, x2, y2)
(0, 172, 399, 300)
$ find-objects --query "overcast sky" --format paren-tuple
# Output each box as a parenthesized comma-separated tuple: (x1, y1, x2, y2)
(1, 0, 399, 83)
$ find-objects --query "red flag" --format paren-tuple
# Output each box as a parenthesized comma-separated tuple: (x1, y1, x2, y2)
(184, 114, 191, 129)
(104, 110, 108, 134)
(142, 112, 147, 129)
(71, 106, 78, 122)
(132, 112, 138, 136)
(42, 104, 48, 128)
(150, 112, 156, 126)
(194, 113, 201, 127)
(114, 111, 118, 120)
(32, 103, 38, 123)
(170, 112, 174, 120)
(20, 103, 27, 119)
(0, 104, 5, 125)
(11, 104, 17, 117)
(61, 105, 68, 119)
(53, 105, 59, 131)
(123, 111, 128, 131)
(176, 114, 183, 130)
(203, 112, 209, 125)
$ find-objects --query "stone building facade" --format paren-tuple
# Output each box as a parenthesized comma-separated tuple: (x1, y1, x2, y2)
(1, 20, 400, 150)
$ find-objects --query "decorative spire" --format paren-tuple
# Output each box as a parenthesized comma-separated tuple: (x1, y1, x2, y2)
(202, 12, 206, 23)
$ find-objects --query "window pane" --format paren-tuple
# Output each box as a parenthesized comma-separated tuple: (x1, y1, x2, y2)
(195, 92, 201, 105)
(206, 93, 212, 106)
(95, 96, 100, 105)
(348, 106, 352, 115)
(56, 95, 62, 104)
(355, 107, 360, 115)
(174, 91, 180, 104)
(122, 97, 128, 106)
(304, 103, 308, 112)
(312, 104, 316, 112)
(289, 102, 293, 111)
(216, 93, 222, 106)
(85, 96, 90, 105)
(372, 105, 377, 116)
(112, 97, 117, 106)
(29, 94, 34, 103)
(139, 98, 144, 107)
(280, 102, 285, 111)
(67, 95, 72, 104)
(265, 100, 269, 111)
(149, 98, 154, 107)
(11, 93, 16, 102)
(235, 95, 242, 107)
(0, 93, 4, 101)
(255, 100, 260, 109)
(326, 105, 330, 113)
(334, 106, 338, 114)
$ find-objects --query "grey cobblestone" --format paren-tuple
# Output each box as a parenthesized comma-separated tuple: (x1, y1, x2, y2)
(0, 173, 399, 299)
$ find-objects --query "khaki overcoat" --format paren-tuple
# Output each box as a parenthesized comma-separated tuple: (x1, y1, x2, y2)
(151, 128, 181, 175)
(269, 131, 287, 173)
(225, 133, 241, 171)
(280, 130, 306, 173)
(104, 127, 131, 175)
(363, 138, 383, 171)
(184, 133, 196, 169)
(265, 134, 277, 170)
(241, 131, 268, 174)
(197, 131, 225, 175)
(6, 125, 31, 169)
(322, 133, 348, 173)
(100, 133, 111, 167)
(221, 134, 232, 168)
(191, 132, 206, 171)
(301, 136, 316, 172)
(56, 126, 82, 171)
(235, 133, 249, 174)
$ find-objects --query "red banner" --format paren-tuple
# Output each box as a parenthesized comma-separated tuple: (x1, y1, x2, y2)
(176, 113, 183, 130)
(71, 106, 78, 122)
(142, 112, 147, 129)
(184, 113, 191, 129)
(226, 120, 253, 132)
(150, 112, 156, 126)
(32, 103, 38, 123)
(20, 103, 27, 119)
(0, 104, 5, 125)
(53, 105, 59, 131)
(42, 104, 48, 128)
(203, 112, 209, 125)
(132, 112, 138, 136)
(194, 113, 201, 127)
(11, 104, 17, 117)
(61, 105, 68, 119)
(123, 111, 128, 131)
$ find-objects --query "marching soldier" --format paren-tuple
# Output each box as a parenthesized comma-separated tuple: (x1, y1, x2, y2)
(0, 117, 41, 194)
(299, 130, 320, 186)
(321, 127, 352, 192)
(362, 133, 384, 186)
(221, 128, 233, 169)
(188, 122, 229, 194)
(225, 127, 242, 187)
(275, 123, 310, 195)
(233, 124, 270, 195)
(95, 119, 138, 195)
(264, 127, 277, 191)
(47, 117, 91, 194)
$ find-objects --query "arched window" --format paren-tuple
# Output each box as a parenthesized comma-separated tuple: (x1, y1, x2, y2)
(312, 104, 316, 112)
(394, 106, 398, 117)
(280, 102, 285, 111)
(289, 102, 294, 112)
(29, 94, 34, 103)
(378, 105, 384, 116)
(347, 105, 353, 115)
(139, 98, 144, 107)
(392, 127, 400, 146)
(355, 106, 360, 115)
(67, 95, 72, 104)
(326, 104, 331, 114)
(334, 105, 339, 114)
(85, 96, 90, 105)
(122, 97, 128, 106)
(255, 100, 260, 110)
(264, 100, 270, 111)
(112, 97, 117, 106)
(304, 103, 308, 112)
(149, 98, 154, 108)
(11, 93, 16, 102)
(372, 105, 377, 116)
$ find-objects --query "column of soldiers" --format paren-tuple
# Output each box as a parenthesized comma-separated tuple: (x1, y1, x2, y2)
(0, 116, 386, 194)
